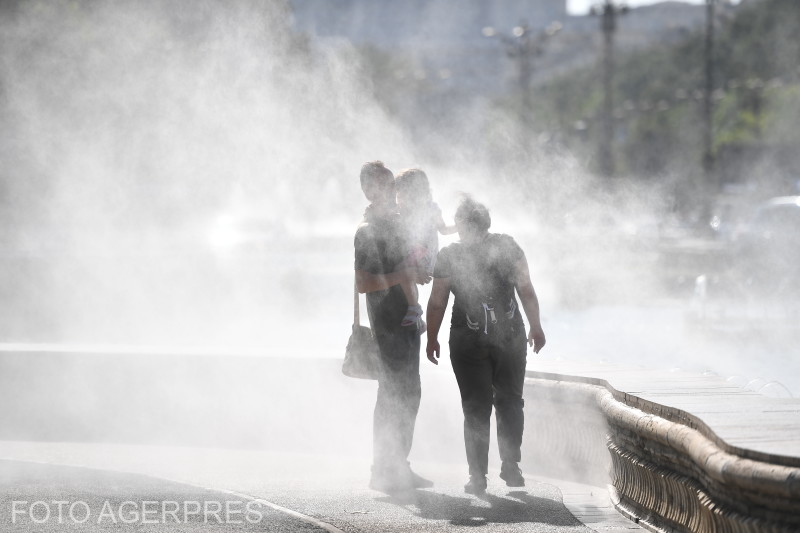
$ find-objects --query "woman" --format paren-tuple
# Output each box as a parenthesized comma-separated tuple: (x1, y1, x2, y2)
(425, 196, 546, 495)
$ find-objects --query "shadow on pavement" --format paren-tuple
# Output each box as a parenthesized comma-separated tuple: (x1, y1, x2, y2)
(376, 488, 584, 528)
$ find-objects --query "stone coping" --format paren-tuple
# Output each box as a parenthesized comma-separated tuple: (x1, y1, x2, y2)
(526, 369, 800, 469)
(525, 369, 800, 532)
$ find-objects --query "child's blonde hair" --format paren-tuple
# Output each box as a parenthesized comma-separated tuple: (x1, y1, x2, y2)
(395, 168, 432, 203)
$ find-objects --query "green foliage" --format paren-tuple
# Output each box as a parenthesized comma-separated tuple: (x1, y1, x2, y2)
(536, 0, 800, 182)
(764, 84, 800, 145)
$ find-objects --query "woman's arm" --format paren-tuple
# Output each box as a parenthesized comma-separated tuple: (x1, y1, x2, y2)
(425, 277, 451, 364)
(514, 257, 546, 353)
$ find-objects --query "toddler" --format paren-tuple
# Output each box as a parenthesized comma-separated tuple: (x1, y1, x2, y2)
(394, 168, 456, 330)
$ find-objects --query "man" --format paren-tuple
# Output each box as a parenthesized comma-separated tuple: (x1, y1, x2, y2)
(354, 161, 433, 492)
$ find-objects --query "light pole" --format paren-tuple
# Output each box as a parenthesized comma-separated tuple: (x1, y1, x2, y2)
(591, 1, 628, 177)
(484, 21, 561, 131)
(703, 0, 716, 188)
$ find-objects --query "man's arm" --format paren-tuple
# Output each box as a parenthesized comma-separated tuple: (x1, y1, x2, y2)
(355, 266, 431, 294)
(513, 257, 546, 354)
(355, 268, 408, 294)
(425, 277, 451, 365)
(354, 223, 413, 294)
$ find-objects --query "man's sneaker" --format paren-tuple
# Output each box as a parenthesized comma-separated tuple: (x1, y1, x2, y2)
(369, 465, 431, 492)
(369, 471, 412, 493)
(499, 462, 525, 487)
(464, 475, 487, 495)
(369, 464, 414, 493)
(407, 469, 433, 489)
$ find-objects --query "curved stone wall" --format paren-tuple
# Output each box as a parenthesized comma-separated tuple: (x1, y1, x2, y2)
(524, 372, 800, 533)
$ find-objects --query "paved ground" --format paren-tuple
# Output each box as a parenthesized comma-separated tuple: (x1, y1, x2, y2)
(1, 460, 313, 532)
(0, 350, 650, 532)
(0, 442, 640, 532)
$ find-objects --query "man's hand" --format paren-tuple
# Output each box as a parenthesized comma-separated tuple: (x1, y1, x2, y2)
(426, 339, 440, 365)
(528, 325, 546, 354)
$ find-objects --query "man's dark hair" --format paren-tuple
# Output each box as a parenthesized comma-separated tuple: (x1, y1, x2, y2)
(455, 196, 491, 234)
(360, 161, 393, 193)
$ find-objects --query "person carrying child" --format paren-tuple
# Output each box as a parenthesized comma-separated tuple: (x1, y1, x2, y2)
(394, 168, 457, 331)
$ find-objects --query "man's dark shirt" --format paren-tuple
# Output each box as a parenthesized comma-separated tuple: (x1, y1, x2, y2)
(354, 205, 408, 336)
(434, 233, 525, 332)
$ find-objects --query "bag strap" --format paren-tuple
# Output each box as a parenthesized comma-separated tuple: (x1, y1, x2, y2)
(353, 275, 360, 327)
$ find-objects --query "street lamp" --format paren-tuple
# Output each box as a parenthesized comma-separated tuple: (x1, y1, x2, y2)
(591, 1, 628, 177)
(483, 20, 562, 130)
(703, 0, 717, 187)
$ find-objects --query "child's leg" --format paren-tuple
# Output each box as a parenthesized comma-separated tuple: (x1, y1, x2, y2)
(400, 278, 418, 308)
(401, 280, 423, 328)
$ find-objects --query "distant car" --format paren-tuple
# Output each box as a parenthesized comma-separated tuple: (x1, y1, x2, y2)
(690, 196, 800, 330)
(730, 196, 800, 292)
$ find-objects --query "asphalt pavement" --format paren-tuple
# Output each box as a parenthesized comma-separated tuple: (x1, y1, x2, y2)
(0, 348, 643, 532)
(0, 442, 636, 532)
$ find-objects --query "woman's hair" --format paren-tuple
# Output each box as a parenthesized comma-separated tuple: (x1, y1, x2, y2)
(394, 168, 432, 203)
(455, 195, 491, 234)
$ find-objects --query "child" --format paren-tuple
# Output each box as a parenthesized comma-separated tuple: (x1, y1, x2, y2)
(394, 168, 457, 330)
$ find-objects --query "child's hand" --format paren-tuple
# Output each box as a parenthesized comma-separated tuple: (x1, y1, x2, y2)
(439, 224, 458, 236)
(415, 268, 432, 285)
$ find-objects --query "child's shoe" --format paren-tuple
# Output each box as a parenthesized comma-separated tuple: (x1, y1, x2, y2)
(401, 304, 423, 327)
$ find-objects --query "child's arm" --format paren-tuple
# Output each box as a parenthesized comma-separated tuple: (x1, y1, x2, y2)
(435, 205, 458, 235)
(436, 214, 458, 235)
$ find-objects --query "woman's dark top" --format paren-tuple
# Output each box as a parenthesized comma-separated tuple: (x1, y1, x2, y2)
(433, 233, 526, 338)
